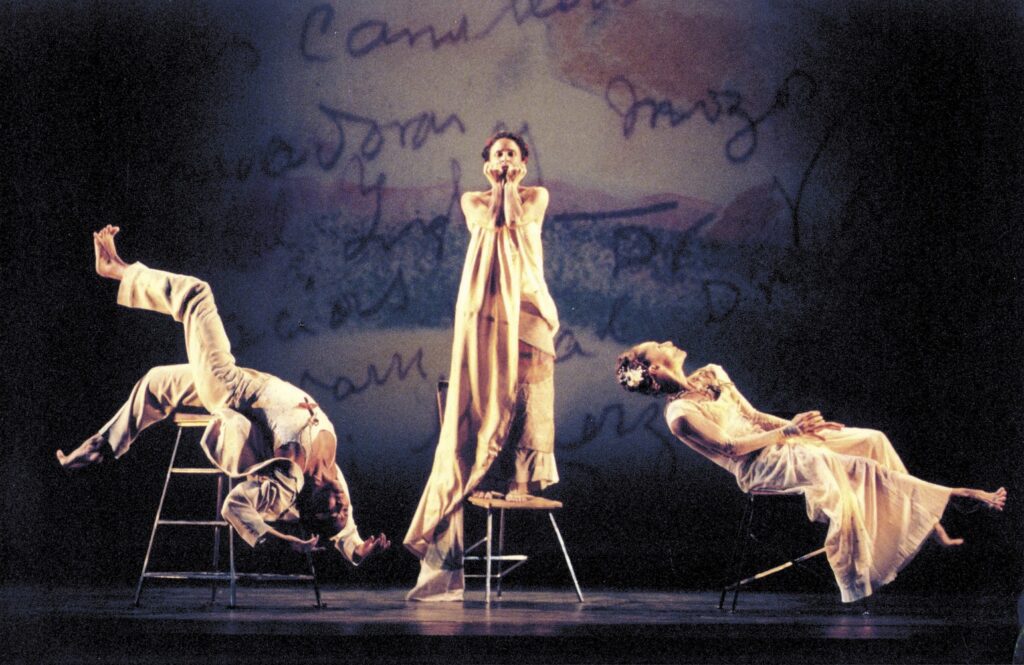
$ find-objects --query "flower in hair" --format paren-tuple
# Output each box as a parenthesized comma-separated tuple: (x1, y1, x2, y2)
(621, 366, 646, 389)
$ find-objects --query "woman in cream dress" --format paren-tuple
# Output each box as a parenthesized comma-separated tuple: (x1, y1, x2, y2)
(404, 132, 559, 601)
(616, 341, 1006, 602)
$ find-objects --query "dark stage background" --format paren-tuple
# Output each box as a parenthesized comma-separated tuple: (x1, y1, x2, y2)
(2, 0, 1022, 598)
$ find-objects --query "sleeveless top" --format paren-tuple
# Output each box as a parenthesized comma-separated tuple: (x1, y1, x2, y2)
(663, 364, 767, 476)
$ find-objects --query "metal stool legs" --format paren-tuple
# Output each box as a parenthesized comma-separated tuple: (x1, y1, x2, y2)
(134, 415, 322, 608)
(485, 508, 494, 602)
(467, 506, 524, 604)
(466, 501, 584, 604)
(134, 419, 242, 607)
(496, 507, 505, 598)
(306, 551, 323, 608)
(549, 511, 585, 603)
(134, 424, 187, 607)
(210, 475, 224, 605)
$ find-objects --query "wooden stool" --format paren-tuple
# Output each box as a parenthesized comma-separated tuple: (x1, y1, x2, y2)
(133, 412, 322, 608)
(718, 491, 827, 612)
(465, 495, 584, 604)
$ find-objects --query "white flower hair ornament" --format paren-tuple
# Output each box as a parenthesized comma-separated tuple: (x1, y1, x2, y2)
(622, 367, 645, 389)
(616, 359, 660, 394)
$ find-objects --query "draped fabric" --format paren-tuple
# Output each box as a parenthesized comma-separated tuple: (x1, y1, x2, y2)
(403, 220, 526, 601)
(477, 347, 559, 494)
(736, 437, 949, 602)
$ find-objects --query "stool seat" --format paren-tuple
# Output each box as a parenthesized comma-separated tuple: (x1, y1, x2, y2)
(467, 496, 563, 511)
(465, 495, 583, 604)
(172, 412, 214, 427)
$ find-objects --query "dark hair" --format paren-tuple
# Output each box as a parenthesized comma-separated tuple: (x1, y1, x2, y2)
(481, 131, 529, 162)
(297, 477, 348, 540)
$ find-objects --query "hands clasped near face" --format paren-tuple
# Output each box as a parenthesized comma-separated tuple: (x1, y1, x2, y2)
(483, 161, 527, 188)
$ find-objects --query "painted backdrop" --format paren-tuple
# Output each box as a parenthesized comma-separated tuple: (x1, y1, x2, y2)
(4, 0, 1022, 594)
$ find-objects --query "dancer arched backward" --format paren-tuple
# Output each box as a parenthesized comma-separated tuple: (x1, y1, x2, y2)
(615, 341, 1006, 602)
(58, 226, 390, 563)
(404, 132, 560, 601)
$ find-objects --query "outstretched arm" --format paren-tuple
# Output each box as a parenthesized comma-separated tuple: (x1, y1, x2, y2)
(259, 526, 322, 553)
(329, 463, 390, 565)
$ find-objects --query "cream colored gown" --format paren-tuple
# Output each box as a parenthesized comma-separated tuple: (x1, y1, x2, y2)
(666, 365, 951, 602)
(404, 194, 559, 601)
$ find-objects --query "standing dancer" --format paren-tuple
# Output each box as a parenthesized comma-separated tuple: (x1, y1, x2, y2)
(58, 226, 389, 562)
(405, 132, 560, 600)
(616, 340, 1006, 602)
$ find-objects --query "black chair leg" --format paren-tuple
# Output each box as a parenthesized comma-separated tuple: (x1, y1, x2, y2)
(719, 495, 756, 611)
(305, 551, 324, 609)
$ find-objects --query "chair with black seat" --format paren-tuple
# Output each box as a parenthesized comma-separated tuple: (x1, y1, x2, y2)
(718, 489, 829, 612)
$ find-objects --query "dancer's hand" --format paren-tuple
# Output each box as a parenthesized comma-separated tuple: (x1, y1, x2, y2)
(484, 162, 505, 187)
(355, 533, 391, 561)
(506, 163, 527, 185)
(790, 411, 844, 440)
(285, 534, 322, 554)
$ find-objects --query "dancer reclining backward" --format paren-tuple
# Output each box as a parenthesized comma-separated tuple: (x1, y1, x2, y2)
(58, 226, 389, 563)
(615, 341, 1005, 602)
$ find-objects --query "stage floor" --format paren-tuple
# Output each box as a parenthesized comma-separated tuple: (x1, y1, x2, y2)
(2, 584, 1017, 664)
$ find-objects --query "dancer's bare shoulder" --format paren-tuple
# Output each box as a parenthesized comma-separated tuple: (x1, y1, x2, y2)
(461, 189, 490, 209)
(518, 186, 550, 224)
(460, 191, 489, 229)
(520, 185, 548, 205)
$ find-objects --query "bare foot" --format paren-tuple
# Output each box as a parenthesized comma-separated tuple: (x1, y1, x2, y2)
(953, 486, 1007, 511)
(472, 490, 504, 500)
(94, 225, 127, 280)
(931, 522, 964, 547)
(504, 490, 537, 503)
(56, 434, 110, 472)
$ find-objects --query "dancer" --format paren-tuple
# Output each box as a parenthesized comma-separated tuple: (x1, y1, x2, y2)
(58, 226, 390, 563)
(616, 340, 1006, 602)
(404, 132, 560, 600)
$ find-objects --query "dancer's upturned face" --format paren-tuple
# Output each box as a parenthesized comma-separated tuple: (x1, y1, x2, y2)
(634, 341, 688, 390)
(637, 341, 686, 372)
